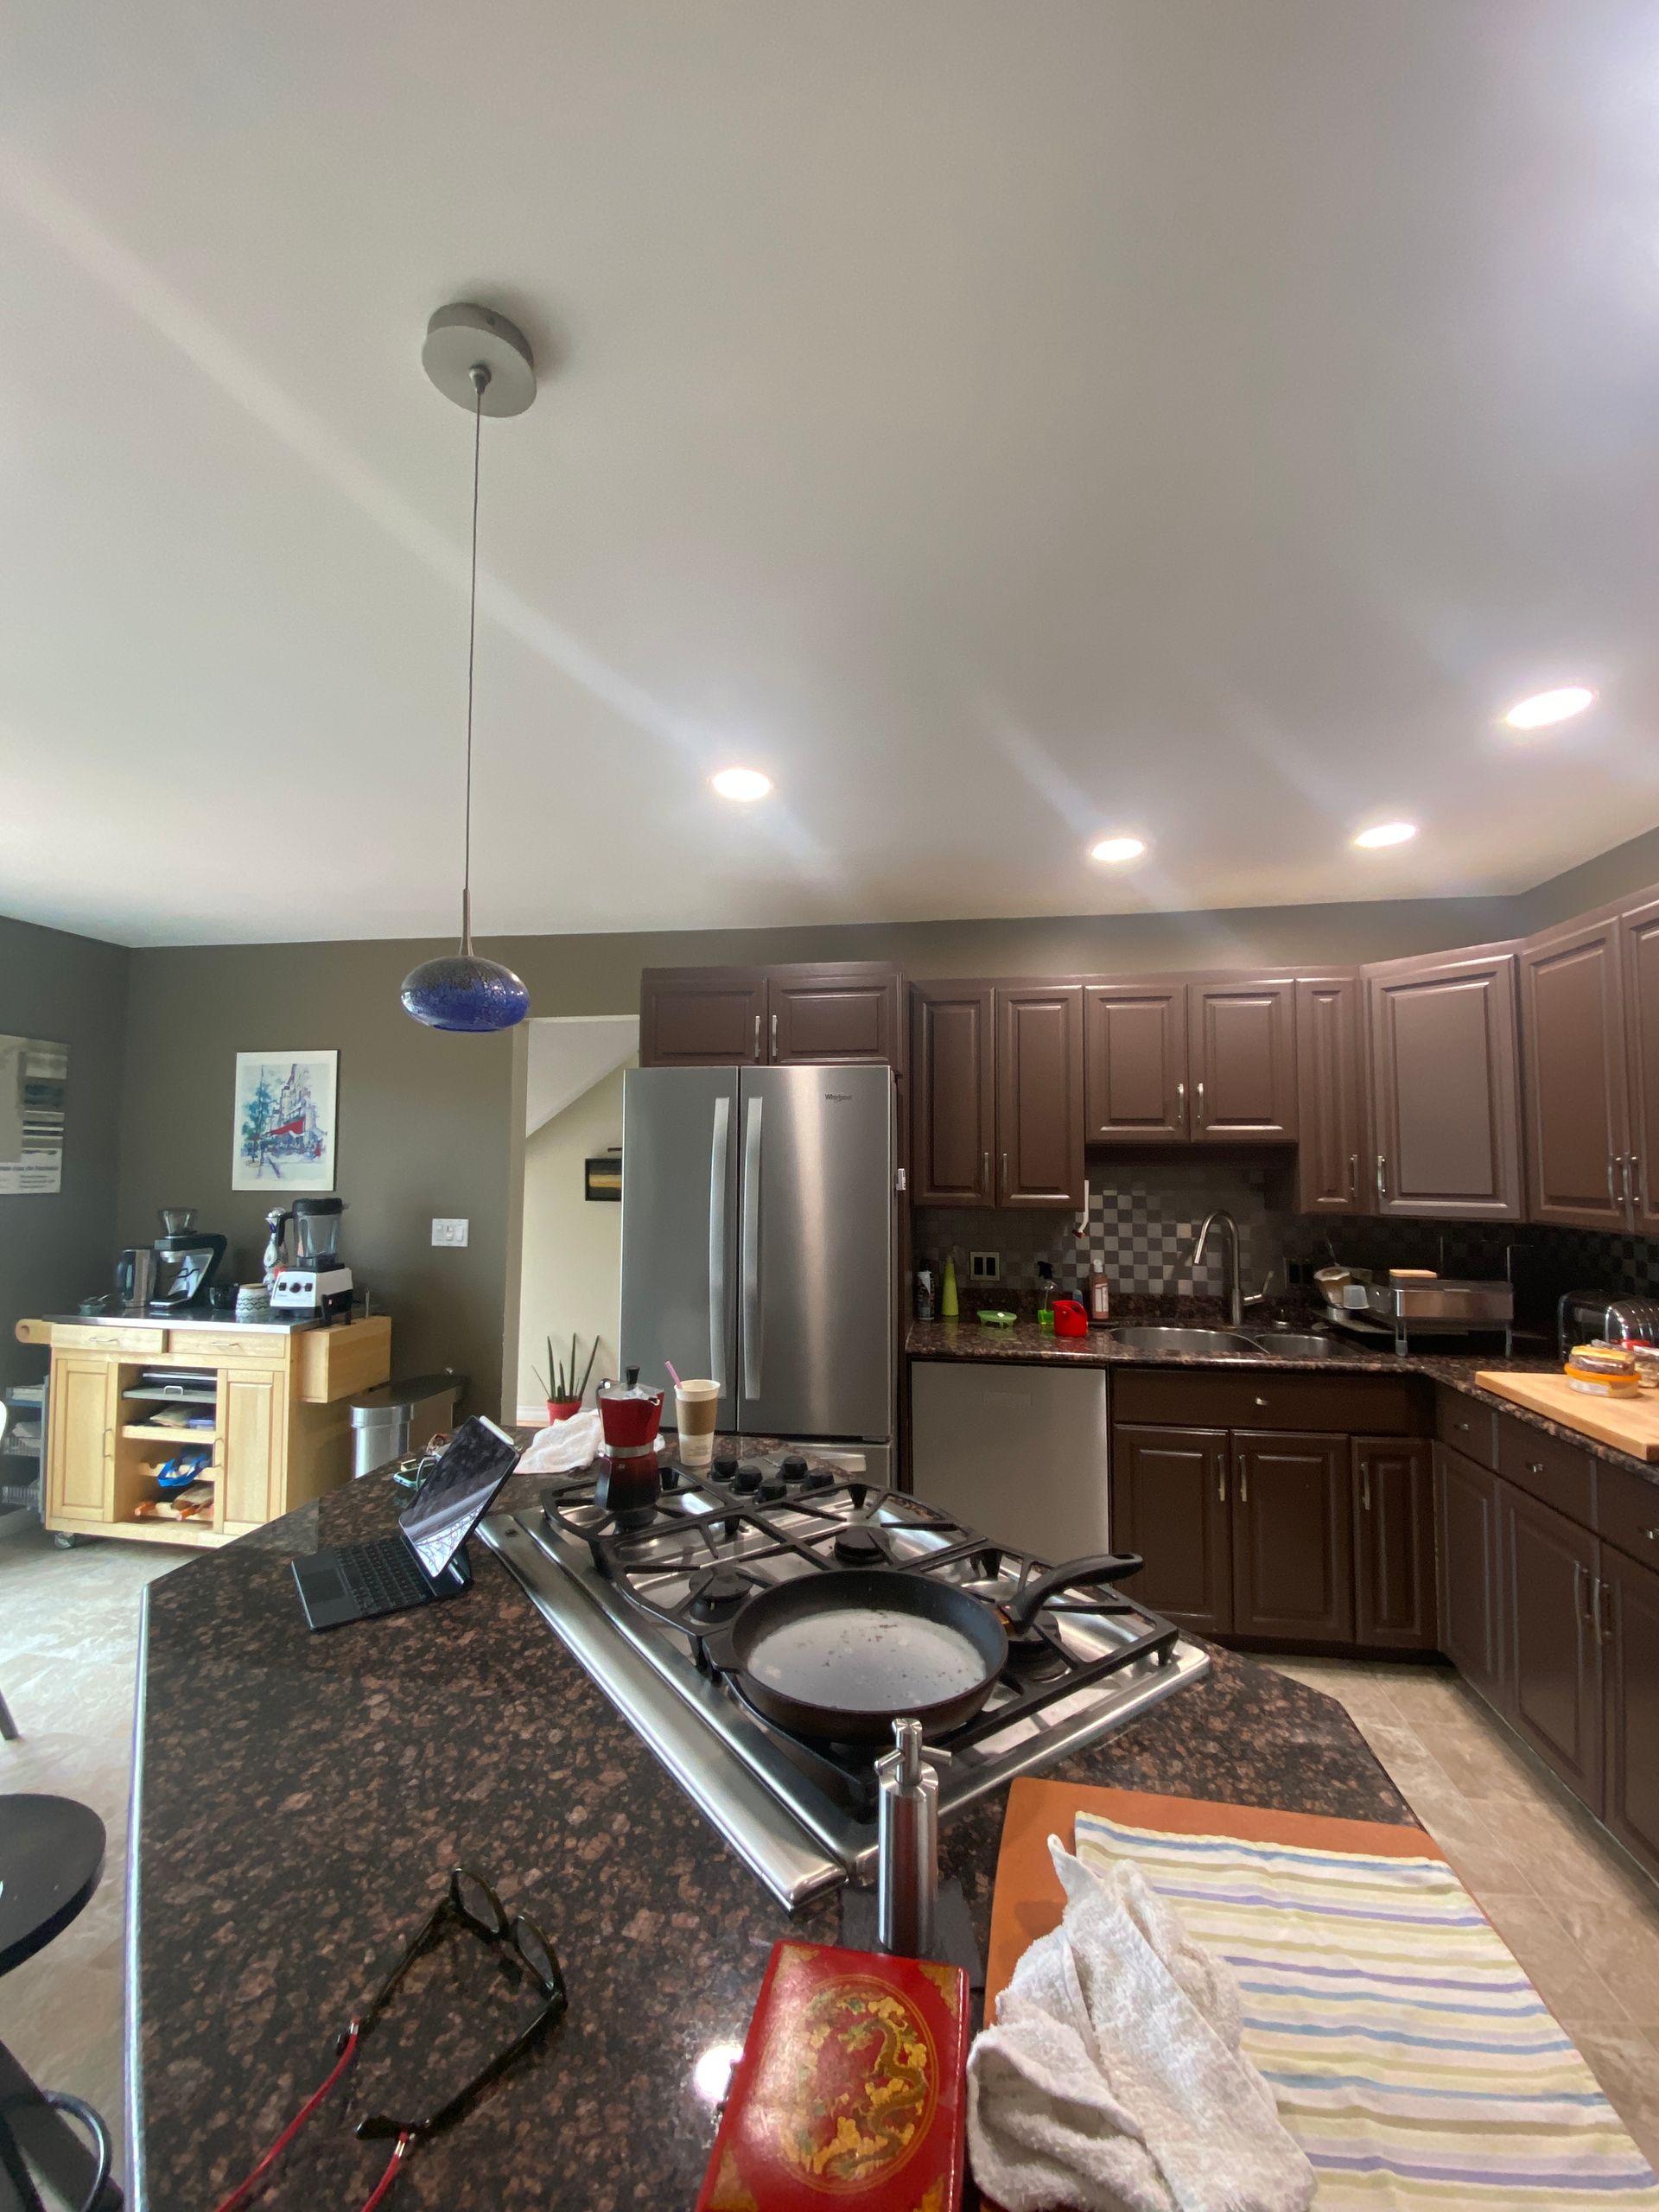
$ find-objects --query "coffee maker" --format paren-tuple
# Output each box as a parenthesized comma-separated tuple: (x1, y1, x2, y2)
(149, 1209, 228, 1310)
(270, 1197, 353, 1323)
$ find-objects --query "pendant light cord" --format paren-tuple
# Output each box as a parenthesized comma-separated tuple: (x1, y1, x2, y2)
(461, 363, 487, 952)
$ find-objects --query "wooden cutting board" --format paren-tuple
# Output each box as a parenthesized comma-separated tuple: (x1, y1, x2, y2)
(985, 1778, 1440, 2014)
(1475, 1370, 1659, 1462)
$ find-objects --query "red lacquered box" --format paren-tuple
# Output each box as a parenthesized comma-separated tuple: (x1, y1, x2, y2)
(696, 1941, 970, 2212)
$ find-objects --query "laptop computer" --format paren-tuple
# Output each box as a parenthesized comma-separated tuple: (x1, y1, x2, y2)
(292, 1414, 520, 1630)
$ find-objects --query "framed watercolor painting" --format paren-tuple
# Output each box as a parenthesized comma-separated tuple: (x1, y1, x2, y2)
(232, 1051, 338, 1191)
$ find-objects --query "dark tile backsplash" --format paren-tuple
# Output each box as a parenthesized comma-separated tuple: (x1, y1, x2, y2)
(915, 1159, 1659, 1333)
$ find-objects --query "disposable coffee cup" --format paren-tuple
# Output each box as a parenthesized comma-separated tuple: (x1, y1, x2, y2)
(673, 1378, 720, 1468)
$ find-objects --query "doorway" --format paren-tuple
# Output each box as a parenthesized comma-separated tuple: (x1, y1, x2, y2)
(513, 1016, 638, 1423)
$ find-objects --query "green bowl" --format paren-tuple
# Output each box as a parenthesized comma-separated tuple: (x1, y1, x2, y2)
(976, 1308, 1017, 1328)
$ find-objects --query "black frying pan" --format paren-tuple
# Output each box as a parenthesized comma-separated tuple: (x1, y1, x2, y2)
(702, 1553, 1142, 1744)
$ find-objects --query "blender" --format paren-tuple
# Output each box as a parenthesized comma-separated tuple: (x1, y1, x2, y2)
(270, 1197, 353, 1323)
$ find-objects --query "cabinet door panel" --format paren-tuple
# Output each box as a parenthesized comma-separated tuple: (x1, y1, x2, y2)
(47, 1357, 113, 1522)
(639, 968, 765, 1066)
(222, 1366, 282, 1529)
(1110, 1424, 1232, 1635)
(1502, 1480, 1603, 1811)
(1620, 895, 1659, 1236)
(1365, 947, 1523, 1218)
(1602, 1547, 1659, 1885)
(1231, 1431, 1352, 1642)
(1353, 1437, 1435, 1648)
(1435, 1444, 1505, 1707)
(1295, 976, 1364, 1212)
(767, 967, 901, 1067)
(995, 984, 1084, 1207)
(910, 984, 995, 1205)
(1521, 914, 1629, 1229)
(1188, 981, 1296, 1141)
(1084, 985, 1186, 1142)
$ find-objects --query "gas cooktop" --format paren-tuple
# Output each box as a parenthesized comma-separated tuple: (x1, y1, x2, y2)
(479, 1452, 1210, 1909)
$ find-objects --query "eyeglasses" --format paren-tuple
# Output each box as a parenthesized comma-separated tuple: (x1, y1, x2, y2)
(211, 1866, 566, 2212)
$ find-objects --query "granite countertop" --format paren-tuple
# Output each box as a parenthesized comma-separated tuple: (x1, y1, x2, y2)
(906, 1317, 1659, 1488)
(132, 1465, 1409, 2211)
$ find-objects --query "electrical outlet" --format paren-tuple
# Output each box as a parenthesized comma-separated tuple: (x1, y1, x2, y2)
(431, 1217, 469, 1248)
(969, 1251, 1001, 1281)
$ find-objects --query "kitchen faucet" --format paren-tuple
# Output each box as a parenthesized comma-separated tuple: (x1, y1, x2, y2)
(1192, 1210, 1244, 1327)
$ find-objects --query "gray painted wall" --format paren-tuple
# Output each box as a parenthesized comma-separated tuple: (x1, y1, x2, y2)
(0, 915, 129, 1394)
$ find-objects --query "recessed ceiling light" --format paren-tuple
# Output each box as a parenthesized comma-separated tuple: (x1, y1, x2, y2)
(1089, 836, 1147, 864)
(1353, 822, 1418, 849)
(710, 766, 772, 802)
(1503, 685, 1595, 731)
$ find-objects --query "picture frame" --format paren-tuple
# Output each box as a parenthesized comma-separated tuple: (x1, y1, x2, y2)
(584, 1150, 622, 1202)
(232, 1051, 338, 1191)
(0, 1034, 67, 1195)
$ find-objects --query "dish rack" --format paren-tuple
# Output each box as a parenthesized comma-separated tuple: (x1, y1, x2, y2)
(1318, 1268, 1514, 1357)
(1, 1379, 47, 1525)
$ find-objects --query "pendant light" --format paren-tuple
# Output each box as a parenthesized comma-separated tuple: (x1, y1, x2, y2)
(401, 303, 535, 1033)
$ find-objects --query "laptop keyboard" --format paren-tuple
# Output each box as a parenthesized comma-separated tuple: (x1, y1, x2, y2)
(339, 1535, 433, 1616)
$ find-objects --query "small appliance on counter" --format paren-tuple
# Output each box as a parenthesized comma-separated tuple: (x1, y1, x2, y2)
(270, 1196, 353, 1323)
(149, 1208, 228, 1310)
(1320, 1267, 1513, 1356)
(592, 1368, 664, 1525)
(1556, 1289, 1659, 1363)
(114, 1245, 156, 1310)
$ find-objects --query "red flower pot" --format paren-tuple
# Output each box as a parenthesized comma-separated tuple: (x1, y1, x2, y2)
(545, 1398, 583, 1425)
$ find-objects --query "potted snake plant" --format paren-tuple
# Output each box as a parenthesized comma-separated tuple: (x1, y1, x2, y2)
(534, 1333, 599, 1425)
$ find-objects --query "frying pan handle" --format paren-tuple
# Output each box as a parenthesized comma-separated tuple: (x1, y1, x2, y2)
(1001, 1553, 1144, 1635)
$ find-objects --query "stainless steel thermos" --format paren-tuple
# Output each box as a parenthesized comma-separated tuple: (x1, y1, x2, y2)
(874, 1718, 944, 1956)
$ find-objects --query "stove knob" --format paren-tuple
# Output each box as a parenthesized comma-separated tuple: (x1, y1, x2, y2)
(801, 1465, 834, 1492)
(711, 1454, 740, 1484)
(756, 1473, 788, 1502)
(779, 1454, 810, 1485)
(732, 1461, 763, 1493)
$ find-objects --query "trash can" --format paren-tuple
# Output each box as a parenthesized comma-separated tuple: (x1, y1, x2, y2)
(348, 1370, 467, 1478)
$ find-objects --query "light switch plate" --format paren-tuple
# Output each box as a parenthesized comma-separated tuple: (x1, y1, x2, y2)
(431, 1217, 469, 1248)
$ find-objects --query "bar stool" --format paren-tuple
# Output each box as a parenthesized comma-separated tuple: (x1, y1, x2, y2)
(0, 1794, 121, 2210)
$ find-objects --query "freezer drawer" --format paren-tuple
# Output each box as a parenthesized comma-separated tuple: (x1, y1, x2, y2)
(908, 1361, 1110, 1562)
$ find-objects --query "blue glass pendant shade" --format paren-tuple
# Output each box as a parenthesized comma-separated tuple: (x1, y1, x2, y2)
(400, 950, 530, 1032)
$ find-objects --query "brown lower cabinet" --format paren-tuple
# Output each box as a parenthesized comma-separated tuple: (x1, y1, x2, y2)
(1602, 1545, 1659, 1879)
(1434, 1443, 1507, 1707)
(1501, 1482, 1605, 1808)
(1112, 1418, 1430, 1649)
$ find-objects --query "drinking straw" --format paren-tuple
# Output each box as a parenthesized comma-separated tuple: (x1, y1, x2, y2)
(664, 1359, 683, 1388)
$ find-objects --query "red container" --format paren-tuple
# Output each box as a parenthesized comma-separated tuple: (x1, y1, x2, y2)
(595, 1376, 664, 1522)
(696, 1940, 969, 2212)
(1052, 1296, 1088, 1337)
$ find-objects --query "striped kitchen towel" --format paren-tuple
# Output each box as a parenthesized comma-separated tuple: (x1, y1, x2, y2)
(1074, 1807, 1658, 2208)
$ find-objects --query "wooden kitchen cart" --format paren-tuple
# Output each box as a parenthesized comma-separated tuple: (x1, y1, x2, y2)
(15, 1314, 392, 1548)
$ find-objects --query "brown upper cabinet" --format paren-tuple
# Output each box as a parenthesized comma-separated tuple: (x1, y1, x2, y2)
(639, 967, 766, 1065)
(766, 964, 903, 1068)
(1295, 974, 1365, 1212)
(1083, 976, 1295, 1148)
(1189, 977, 1297, 1141)
(910, 983, 995, 1206)
(640, 963, 901, 1070)
(1620, 893, 1659, 1236)
(1084, 984, 1186, 1141)
(1520, 906, 1630, 1230)
(995, 984, 1085, 1207)
(1363, 944, 1524, 1220)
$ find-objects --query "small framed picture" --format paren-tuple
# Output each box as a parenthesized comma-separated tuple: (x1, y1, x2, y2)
(584, 1151, 621, 1202)
(233, 1052, 338, 1191)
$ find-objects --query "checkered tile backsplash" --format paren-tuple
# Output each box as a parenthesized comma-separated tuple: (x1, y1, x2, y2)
(915, 1166, 1659, 1329)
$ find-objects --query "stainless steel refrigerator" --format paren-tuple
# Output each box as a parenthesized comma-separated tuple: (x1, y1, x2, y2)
(620, 1064, 896, 1482)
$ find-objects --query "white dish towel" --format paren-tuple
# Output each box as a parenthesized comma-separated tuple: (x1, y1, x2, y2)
(966, 1839, 1316, 2212)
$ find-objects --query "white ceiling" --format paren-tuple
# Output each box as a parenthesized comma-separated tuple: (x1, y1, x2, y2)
(2, 2, 1657, 948)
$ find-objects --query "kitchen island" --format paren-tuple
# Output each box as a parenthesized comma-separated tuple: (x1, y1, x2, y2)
(130, 1462, 1409, 2211)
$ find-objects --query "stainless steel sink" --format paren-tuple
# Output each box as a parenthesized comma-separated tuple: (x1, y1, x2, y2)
(1244, 1329, 1338, 1358)
(1106, 1325, 1261, 1355)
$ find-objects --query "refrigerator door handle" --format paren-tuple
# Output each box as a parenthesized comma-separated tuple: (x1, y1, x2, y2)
(741, 1093, 764, 1400)
(708, 1094, 730, 1391)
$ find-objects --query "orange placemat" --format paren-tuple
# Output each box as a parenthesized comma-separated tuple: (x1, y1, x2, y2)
(984, 1779, 1442, 2014)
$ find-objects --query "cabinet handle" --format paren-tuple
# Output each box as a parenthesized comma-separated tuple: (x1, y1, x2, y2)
(1195, 1079, 1205, 1127)
(1453, 1418, 1470, 1433)
(1217, 1463, 1227, 1505)
(1001, 1150, 1008, 1198)
(1361, 1465, 1372, 1511)
(982, 1148, 990, 1195)
(753, 1013, 761, 1061)
(1254, 1395, 1267, 1408)
(1349, 1152, 1358, 1200)
(1640, 1527, 1657, 1544)
(1574, 1558, 1590, 1624)
(1238, 1463, 1249, 1505)
(1527, 1461, 1545, 1478)
(770, 1012, 779, 1056)
(1608, 1155, 1620, 1211)
(1376, 1153, 1388, 1199)
(1630, 1153, 1644, 1217)
(103, 1426, 112, 1460)
(1176, 1080, 1185, 1129)
(1592, 1574, 1610, 1645)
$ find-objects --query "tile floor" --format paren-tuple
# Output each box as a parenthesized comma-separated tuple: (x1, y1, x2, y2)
(4, 1527, 1659, 2190)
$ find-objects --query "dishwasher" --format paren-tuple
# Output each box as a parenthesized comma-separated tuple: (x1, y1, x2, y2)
(908, 1362, 1110, 1562)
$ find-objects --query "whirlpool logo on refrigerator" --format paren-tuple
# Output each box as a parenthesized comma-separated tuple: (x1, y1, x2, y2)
(823, 1091, 854, 1102)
